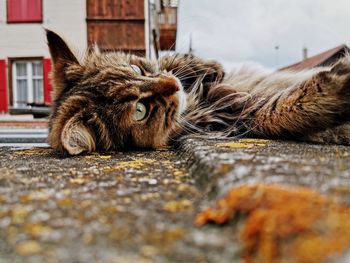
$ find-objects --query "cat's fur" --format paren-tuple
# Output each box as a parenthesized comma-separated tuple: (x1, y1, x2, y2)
(46, 30, 350, 155)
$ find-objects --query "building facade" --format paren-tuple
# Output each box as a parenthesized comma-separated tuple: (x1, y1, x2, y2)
(159, 0, 178, 50)
(0, 0, 87, 115)
(0, 0, 178, 116)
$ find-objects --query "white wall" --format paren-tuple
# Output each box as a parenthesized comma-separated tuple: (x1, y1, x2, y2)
(0, 0, 87, 59)
(147, 0, 162, 60)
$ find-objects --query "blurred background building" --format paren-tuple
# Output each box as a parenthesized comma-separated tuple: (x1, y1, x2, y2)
(280, 45, 350, 71)
(0, 0, 179, 119)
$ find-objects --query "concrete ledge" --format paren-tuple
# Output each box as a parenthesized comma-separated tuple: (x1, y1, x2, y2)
(179, 137, 350, 262)
(1, 138, 350, 262)
(0, 146, 239, 263)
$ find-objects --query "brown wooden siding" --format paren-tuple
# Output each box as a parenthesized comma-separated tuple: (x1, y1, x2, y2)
(87, 22, 145, 51)
(87, 0, 145, 53)
(159, 6, 177, 50)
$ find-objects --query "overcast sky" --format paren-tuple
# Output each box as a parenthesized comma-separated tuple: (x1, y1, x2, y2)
(176, 0, 350, 70)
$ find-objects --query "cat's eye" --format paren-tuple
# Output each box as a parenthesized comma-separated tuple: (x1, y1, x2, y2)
(131, 64, 142, 75)
(133, 102, 147, 121)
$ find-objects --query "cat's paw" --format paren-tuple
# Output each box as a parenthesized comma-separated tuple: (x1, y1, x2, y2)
(310, 57, 350, 124)
(330, 55, 350, 76)
(201, 61, 225, 83)
(328, 56, 350, 101)
(160, 54, 225, 88)
(312, 56, 350, 100)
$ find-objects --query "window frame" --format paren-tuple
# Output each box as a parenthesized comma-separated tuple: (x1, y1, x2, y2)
(7, 0, 43, 24)
(9, 58, 44, 109)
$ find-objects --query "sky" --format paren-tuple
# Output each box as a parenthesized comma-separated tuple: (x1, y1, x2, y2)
(176, 0, 350, 70)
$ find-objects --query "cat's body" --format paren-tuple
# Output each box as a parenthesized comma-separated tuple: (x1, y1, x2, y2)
(46, 30, 350, 155)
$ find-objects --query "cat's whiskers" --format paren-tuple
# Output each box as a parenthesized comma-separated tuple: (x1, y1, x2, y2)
(173, 63, 210, 77)
(175, 66, 219, 81)
(177, 70, 259, 140)
(170, 59, 198, 72)
(165, 58, 201, 77)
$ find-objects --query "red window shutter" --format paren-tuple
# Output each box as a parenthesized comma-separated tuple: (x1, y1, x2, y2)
(43, 58, 52, 105)
(0, 60, 8, 113)
(7, 0, 42, 23)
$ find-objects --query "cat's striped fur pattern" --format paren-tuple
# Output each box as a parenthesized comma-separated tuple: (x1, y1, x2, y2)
(46, 30, 350, 155)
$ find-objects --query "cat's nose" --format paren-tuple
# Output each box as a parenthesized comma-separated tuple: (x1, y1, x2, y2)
(154, 76, 180, 96)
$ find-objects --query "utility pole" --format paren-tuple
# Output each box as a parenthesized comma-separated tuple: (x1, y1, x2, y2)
(275, 45, 279, 69)
(303, 46, 308, 60)
(189, 33, 193, 54)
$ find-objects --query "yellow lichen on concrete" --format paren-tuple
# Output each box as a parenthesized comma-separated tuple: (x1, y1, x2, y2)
(195, 184, 350, 263)
(173, 170, 186, 178)
(216, 163, 234, 175)
(15, 148, 50, 156)
(216, 138, 269, 149)
(0, 195, 6, 203)
(24, 223, 53, 238)
(11, 205, 30, 224)
(70, 178, 87, 184)
(217, 142, 254, 149)
(103, 159, 157, 173)
(239, 138, 270, 144)
(57, 197, 73, 207)
(15, 240, 42, 256)
(142, 228, 185, 249)
(85, 154, 112, 160)
(163, 200, 193, 213)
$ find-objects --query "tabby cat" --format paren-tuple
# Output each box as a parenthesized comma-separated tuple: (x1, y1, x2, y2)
(46, 30, 350, 155)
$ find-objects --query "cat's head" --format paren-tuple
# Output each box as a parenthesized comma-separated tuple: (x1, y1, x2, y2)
(46, 30, 187, 155)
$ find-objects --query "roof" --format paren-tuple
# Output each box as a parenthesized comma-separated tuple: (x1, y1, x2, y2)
(280, 44, 350, 71)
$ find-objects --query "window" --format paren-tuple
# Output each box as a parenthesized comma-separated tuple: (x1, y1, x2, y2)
(7, 0, 42, 23)
(159, 13, 165, 24)
(167, 13, 176, 24)
(12, 60, 44, 108)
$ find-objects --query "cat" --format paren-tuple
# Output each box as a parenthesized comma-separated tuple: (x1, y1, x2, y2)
(46, 30, 350, 155)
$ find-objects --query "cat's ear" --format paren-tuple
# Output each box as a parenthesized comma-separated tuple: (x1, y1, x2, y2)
(46, 29, 84, 98)
(61, 117, 96, 155)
